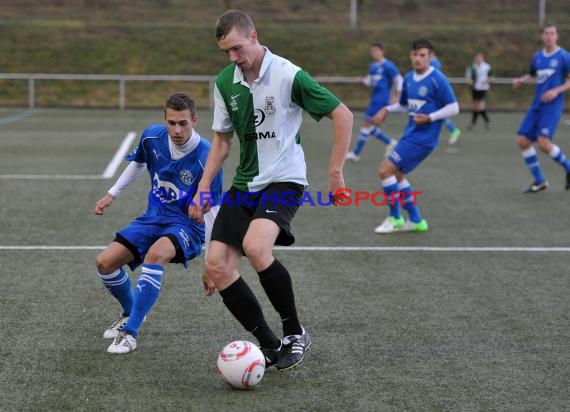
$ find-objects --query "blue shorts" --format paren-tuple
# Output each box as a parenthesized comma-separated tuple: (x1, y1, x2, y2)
(517, 107, 562, 141)
(115, 215, 204, 271)
(388, 138, 433, 174)
(364, 100, 388, 122)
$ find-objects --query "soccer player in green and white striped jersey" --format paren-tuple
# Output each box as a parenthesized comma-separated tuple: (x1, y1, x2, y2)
(466, 52, 494, 130)
(189, 10, 353, 371)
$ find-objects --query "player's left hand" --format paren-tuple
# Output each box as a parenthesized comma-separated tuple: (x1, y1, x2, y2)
(202, 271, 216, 296)
(541, 89, 559, 103)
(414, 114, 431, 125)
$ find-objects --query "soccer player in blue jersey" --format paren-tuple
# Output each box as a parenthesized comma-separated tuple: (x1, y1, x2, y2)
(513, 23, 570, 193)
(346, 43, 402, 161)
(430, 51, 462, 144)
(94, 93, 223, 354)
(372, 39, 459, 234)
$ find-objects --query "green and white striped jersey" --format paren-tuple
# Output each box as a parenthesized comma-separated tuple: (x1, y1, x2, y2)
(212, 47, 340, 192)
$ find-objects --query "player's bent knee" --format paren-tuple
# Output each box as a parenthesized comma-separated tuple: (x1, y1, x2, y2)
(517, 136, 532, 150)
(96, 252, 117, 274)
(537, 138, 551, 152)
(144, 247, 175, 265)
(242, 242, 272, 267)
(204, 259, 231, 282)
(379, 164, 394, 180)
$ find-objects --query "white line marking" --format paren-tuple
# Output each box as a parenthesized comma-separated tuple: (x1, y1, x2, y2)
(102, 131, 137, 178)
(275, 246, 570, 252)
(0, 110, 35, 125)
(0, 131, 137, 180)
(0, 246, 569, 252)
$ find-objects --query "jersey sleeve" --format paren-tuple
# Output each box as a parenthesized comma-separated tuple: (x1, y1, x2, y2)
(291, 70, 341, 121)
(212, 83, 234, 133)
(564, 50, 570, 76)
(436, 74, 458, 107)
(387, 61, 400, 79)
(126, 130, 149, 163)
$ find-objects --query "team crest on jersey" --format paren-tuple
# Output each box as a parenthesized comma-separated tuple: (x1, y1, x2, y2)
(265, 96, 276, 115)
(230, 93, 240, 112)
(179, 169, 194, 185)
(418, 86, 428, 97)
(550, 59, 558, 68)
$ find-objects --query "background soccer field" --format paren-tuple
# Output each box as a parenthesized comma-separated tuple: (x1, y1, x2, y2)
(0, 109, 569, 410)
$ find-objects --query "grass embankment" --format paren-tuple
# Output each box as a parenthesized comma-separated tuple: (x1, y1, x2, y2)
(0, 3, 567, 109)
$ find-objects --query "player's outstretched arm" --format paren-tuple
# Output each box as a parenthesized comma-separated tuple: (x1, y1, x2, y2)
(327, 103, 353, 203)
(94, 161, 146, 215)
(513, 74, 533, 89)
(189, 131, 232, 223)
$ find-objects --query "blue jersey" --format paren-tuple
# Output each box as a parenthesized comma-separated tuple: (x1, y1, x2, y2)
(368, 59, 401, 106)
(430, 57, 442, 71)
(126, 125, 223, 221)
(399, 67, 457, 148)
(529, 47, 570, 110)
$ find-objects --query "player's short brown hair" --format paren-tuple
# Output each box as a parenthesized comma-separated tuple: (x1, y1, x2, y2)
(215, 9, 255, 41)
(164, 93, 196, 118)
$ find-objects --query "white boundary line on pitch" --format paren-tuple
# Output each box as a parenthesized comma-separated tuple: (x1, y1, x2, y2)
(0, 131, 136, 180)
(102, 131, 137, 178)
(0, 246, 569, 252)
(0, 109, 36, 125)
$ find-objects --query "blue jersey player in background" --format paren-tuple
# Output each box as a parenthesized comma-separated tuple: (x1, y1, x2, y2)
(372, 39, 459, 234)
(430, 51, 462, 144)
(346, 43, 402, 161)
(94, 93, 223, 354)
(513, 23, 570, 193)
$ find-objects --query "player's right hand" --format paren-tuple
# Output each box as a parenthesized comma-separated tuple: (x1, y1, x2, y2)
(188, 190, 211, 224)
(202, 271, 216, 296)
(94, 193, 114, 215)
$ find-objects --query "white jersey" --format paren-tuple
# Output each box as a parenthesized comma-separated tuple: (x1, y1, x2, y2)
(466, 62, 492, 91)
(212, 47, 340, 192)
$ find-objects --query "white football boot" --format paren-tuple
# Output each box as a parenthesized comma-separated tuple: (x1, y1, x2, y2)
(107, 331, 136, 354)
(374, 216, 405, 234)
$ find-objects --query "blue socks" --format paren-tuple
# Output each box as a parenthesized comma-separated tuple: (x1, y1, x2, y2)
(370, 126, 392, 145)
(382, 176, 401, 219)
(399, 179, 422, 223)
(522, 147, 546, 183)
(123, 264, 163, 338)
(550, 144, 570, 172)
(98, 268, 133, 315)
(354, 126, 392, 155)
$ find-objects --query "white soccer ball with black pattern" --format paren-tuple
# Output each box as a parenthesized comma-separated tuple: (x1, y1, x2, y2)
(216, 340, 265, 389)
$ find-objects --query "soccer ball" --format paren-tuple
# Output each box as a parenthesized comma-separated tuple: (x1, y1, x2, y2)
(216, 340, 266, 389)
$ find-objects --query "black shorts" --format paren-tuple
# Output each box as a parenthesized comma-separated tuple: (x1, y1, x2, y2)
(211, 182, 305, 253)
(472, 89, 487, 101)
